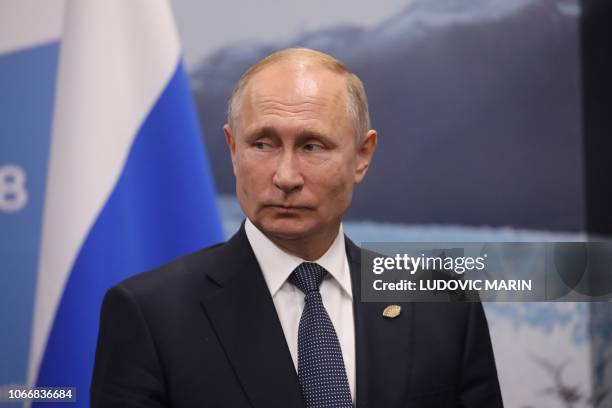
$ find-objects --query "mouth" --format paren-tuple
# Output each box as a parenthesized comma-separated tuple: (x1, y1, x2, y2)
(265, 204, 312, 213)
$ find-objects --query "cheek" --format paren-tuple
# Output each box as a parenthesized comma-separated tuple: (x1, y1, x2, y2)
(311, 164, 354, 209)
(236, 154, 270, 194)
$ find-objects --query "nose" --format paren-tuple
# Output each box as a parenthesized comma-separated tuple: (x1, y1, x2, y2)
(273, 150, 304, 194)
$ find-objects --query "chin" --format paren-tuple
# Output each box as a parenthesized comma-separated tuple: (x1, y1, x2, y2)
(257, 217, 317, 241)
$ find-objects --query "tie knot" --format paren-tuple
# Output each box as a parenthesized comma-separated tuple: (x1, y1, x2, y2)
(290, 262, 326, 294)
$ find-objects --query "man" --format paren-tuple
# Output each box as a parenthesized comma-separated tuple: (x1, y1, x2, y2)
(91, 48, 503, 407)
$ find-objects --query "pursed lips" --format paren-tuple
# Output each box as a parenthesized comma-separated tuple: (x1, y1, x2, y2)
(264, 204, 313, 212)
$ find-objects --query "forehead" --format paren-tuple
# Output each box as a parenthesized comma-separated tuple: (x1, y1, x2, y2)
(237, 62, 351, 130)
(251, 62, 346, 99)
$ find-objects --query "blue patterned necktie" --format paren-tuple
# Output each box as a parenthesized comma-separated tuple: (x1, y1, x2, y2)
(290, 262, 352, 408)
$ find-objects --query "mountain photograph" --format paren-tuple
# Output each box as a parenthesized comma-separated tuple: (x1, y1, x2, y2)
(190, 0, 582, 232)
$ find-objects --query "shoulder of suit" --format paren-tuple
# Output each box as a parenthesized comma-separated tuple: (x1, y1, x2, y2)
(114, 239, 230, 298)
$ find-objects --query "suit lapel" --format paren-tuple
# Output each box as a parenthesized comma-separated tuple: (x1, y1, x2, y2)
(200, 226, 305, 408)
(347, 238, 414, 408)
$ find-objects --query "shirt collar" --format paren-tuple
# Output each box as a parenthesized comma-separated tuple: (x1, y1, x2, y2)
(245, 218, 352, 299)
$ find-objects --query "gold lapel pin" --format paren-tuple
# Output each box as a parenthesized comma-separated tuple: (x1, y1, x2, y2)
(382, 305, 401, 318)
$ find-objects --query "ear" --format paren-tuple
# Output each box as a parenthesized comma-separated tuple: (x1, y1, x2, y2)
(223, 124, 238, 176)
(354, 129, 377, 184)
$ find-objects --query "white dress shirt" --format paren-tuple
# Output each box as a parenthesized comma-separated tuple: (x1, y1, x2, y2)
(245, 219, 356, 402)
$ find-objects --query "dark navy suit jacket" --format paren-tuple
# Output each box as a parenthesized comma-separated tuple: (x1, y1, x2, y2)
(91, 224, 503, 407)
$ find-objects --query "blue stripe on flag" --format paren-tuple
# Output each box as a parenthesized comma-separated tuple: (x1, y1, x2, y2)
(34, 61, 223, 406)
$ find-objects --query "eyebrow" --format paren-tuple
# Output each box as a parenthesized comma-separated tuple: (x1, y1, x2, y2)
(248, 126, 334, 145)
(246, 126, 336, 146)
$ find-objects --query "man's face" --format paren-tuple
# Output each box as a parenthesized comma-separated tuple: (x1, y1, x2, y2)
(224, 62, 375, 245)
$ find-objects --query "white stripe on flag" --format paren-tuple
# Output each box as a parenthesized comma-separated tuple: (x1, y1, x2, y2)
(0, 0, 65, 55)
(28, 0, 181, 385)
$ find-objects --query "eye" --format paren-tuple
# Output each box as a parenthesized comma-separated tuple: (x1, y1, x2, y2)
(254, 142, 271, 150)
(303, 143, 323, 152)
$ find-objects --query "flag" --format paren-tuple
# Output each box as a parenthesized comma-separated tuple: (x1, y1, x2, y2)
(27, 1, 224, 406)
(0, 0, 63, 388)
